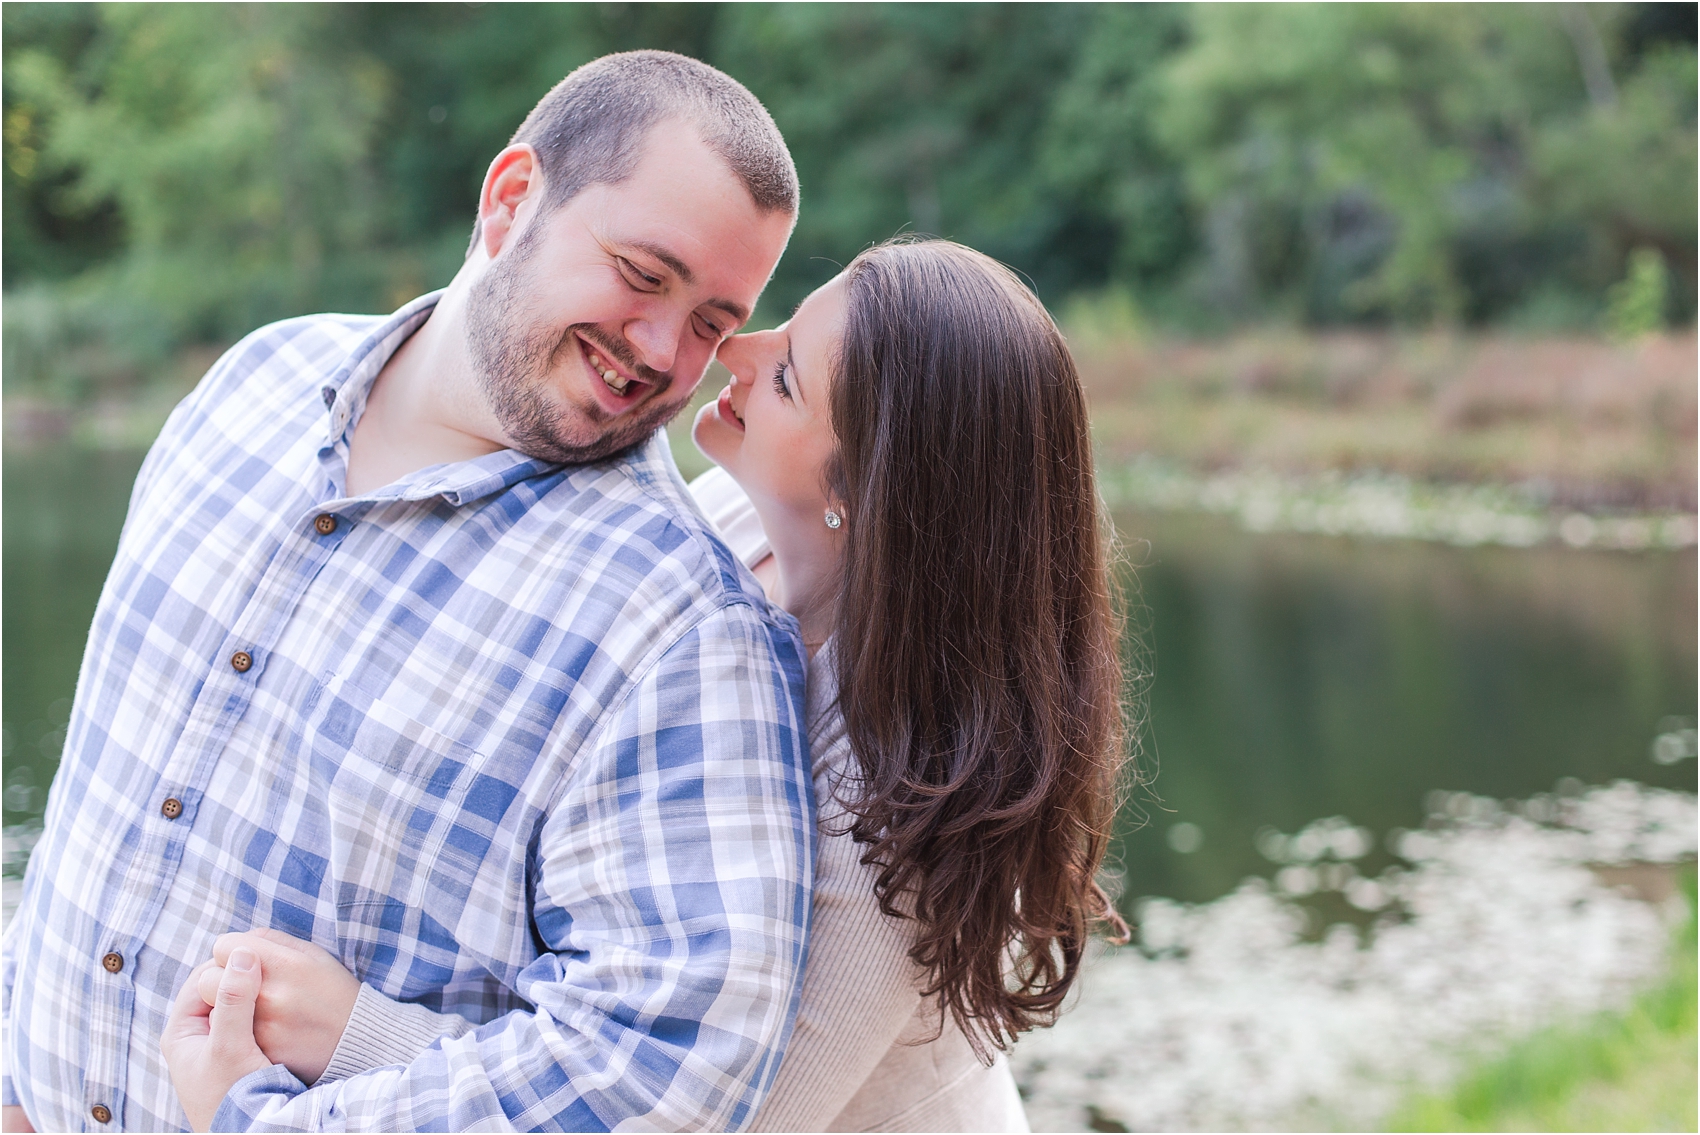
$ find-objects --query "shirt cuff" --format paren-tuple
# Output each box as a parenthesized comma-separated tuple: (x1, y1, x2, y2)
(2, 1071, 18, 1107)
(316, 982, 474, 1085)
(211, 1064, 305, 1132)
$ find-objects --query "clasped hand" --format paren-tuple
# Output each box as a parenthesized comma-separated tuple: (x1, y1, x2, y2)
(161, 930, 361, 1131)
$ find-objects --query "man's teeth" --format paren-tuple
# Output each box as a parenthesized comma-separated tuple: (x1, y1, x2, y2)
(588, 346, 631, 394)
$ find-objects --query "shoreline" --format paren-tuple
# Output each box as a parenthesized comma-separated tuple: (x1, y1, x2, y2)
(1101, 457, 1698, 552)
(7, 397, 1693, 557)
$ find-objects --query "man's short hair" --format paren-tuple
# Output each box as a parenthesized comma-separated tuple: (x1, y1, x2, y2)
(470, 50, 797, 253)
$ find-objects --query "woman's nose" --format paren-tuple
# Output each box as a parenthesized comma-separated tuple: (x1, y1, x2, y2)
(716, 333, 754, 379)
(717, 329, 782, 382)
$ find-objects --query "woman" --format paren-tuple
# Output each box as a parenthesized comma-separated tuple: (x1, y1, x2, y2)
(166, 238, 1128, 1131)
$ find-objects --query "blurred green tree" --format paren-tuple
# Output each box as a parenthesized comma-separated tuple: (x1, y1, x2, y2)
(1151, 3, 1696, 325)
(8, 4, 390, 346)
(1, 1, 1693, 402)
(1605, 247, 1672, 341)
(714, 3, 1106, 313)
(1040, 4, 1197, 311)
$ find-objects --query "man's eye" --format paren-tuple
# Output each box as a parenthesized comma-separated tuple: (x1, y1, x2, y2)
(618, 258, 661, 289)
(694, 313, 725, 340)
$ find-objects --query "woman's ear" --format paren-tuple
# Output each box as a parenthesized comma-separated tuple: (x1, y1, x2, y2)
(821, 456, 850, 527)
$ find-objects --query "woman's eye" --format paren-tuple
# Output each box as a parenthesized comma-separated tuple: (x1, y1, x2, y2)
(771, 362, 791, 400)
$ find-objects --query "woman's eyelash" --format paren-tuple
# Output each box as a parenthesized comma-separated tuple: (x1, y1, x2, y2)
(771, 362, 790, 400)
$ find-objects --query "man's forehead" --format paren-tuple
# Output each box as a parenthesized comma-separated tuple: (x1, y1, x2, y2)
(561, 146, 790, 322)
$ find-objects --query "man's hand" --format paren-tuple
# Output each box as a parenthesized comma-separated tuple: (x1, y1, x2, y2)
(1, 1105, 34, 1132)
(162, 950, 273, 1132)
(198, 929, 360, 1086)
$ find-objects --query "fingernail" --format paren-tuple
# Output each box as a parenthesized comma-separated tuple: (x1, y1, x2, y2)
(229, 948, 257, 972)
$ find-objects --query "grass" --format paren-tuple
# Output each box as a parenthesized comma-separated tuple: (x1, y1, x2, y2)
(1385, 867, 1697, 1132)
(1073, 329, 1697, 514)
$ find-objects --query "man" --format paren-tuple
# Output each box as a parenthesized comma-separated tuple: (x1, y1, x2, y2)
(2, 51, 813, 1132)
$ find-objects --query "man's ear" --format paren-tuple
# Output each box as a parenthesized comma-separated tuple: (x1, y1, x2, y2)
(478, 144, 542, 260)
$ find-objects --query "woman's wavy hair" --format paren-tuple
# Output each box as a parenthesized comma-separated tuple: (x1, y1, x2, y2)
(826, 238, 1129, 1055)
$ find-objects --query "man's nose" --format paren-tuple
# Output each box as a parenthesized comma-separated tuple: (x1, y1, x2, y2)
(623, 313, 684, 375)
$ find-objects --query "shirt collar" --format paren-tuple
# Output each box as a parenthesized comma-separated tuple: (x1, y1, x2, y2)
(319, 289, 443, 446)
(314, 290, 679, 511)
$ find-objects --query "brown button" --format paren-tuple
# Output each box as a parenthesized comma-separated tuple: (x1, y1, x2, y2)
(101, 952, 123, 974)
(230, 651, 253, 673)
(161, 797, 183, 819)
(314, 513, 338, 535)
(91, 1104, 112, 1124)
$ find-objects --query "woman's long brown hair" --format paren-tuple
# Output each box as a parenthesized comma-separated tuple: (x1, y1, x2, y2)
(826, 238, 1129, 1055)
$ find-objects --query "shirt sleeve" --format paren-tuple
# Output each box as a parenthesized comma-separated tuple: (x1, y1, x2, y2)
(686, 468, 772, 569)
(745, 820, 921, 1131)
(212, 603, 815, 1132)
(2, 920, 17, 1108)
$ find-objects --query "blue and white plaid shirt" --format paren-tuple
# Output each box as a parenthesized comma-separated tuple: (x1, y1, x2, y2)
(1, 293, 814, 1132)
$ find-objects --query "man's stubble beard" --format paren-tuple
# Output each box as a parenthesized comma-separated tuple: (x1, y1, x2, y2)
(464, 222, 687, 465)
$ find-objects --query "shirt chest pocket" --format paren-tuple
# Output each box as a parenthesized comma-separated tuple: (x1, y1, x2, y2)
(309, 687, 509, 991)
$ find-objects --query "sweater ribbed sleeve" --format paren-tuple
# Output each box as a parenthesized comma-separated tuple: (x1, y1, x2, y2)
(314, 984, 473, 1085)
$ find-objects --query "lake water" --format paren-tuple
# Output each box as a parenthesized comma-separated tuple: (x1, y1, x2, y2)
(1109, 511, 1695, 913)
(4, 443, 1695, 913)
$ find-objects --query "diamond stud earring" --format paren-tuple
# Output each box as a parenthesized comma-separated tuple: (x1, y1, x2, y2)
(824, 510, 843, 530)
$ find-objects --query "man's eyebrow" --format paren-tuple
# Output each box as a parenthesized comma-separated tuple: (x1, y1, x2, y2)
(623, 240, 750, 326)
(623, 240, 695, 284)
(706, 298, 751, 325)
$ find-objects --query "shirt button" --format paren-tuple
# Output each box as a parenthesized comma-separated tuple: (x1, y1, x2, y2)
(230, 651, 253, 673)
(314, 513, 338, 535)
(161, 797, 184, 819)
(91, 1104, 112, 1124)
(101, 952, 124, 974)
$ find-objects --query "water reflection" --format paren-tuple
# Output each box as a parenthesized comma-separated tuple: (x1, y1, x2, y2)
(3, 447, 144, 842)
(1113, 510, 1697, 908)
(3, 448, 1695, 913)
(1014, 781, 1697, 1132)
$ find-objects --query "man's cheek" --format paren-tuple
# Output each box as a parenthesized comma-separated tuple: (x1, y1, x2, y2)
(666, 356, 711, 405)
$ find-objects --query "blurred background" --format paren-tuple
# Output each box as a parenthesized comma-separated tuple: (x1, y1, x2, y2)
(3, 3, 1695, 1128)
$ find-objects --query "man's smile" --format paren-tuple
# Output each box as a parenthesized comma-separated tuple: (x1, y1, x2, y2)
(575, 331, 652, 409)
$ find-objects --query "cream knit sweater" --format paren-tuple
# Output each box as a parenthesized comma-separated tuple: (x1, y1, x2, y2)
(313, 469, 1028, 1132)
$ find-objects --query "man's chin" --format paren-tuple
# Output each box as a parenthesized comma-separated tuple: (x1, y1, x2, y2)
(501, 399, 683, 466)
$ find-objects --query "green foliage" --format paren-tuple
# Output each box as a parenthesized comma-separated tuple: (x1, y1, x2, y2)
(1058, 287, 1146, 353)
(1606, 247, 1673, 341)
(1156, 4, 1697, 325)
(1535, 44, 1699, 268)
(1387, 867, 1698, 1132)
(2, 2, 1695, 400)
(8, 6, 393, 342)
(715, 3, 1113, 313)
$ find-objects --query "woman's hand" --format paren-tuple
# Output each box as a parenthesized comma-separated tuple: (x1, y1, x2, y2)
(162, 949, 273, 1132)
(196, 929, 361, 1086)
